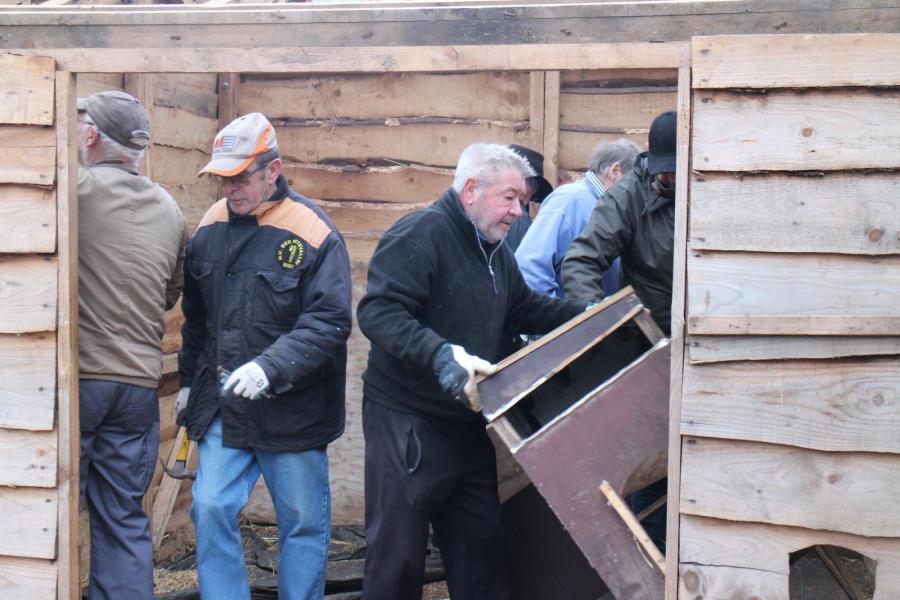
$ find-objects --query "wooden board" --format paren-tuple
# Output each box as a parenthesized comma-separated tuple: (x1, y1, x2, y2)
(152, 105, 218, 153)
(240, 72, 530, 121)
(0, 125, 55, 185)
(154, 73, 218, 119)
(689, 335, 900, 364)
(693, 33, 900, 89)
(0, 487, 57, 559)
(0, 557, 56, 600)
(690, 172, 900, 254)
(687, 251, 900, 335)
(561, 68, 678, 88)
(558, 130, 646, 171)
(319, 202, 420, 237)
(0, 54, 54, 125)
(277, 120, 534, 168)
(680, 437, 900, 538)
(681, 357, 900, 453)
(0, 185, 56, 253)
(0, 255, 58, 333)
(0, 429, 56, 487)
(75, 73, 123, 97)
(559, 89, 676, 131)
(282, 163, 451, 204)
(679, 515, 900, 599)
(692, 89, 900, 172)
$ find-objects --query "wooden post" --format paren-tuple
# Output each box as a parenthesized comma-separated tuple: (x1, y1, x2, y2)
(541, 71, 560, 187)
(56, 69, 80, 600)
(217, 73, 241, 131)
(124, 74, 155, 179)
(528, 70, 546, 151)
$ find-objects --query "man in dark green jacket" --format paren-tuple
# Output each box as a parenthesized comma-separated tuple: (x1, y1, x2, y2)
(562, 110, 677, 335)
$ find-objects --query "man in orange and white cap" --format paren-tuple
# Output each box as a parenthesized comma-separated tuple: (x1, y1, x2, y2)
(177, 112, 352, 600)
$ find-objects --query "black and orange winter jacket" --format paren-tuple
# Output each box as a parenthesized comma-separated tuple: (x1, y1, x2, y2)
(178, 175, 352, 452)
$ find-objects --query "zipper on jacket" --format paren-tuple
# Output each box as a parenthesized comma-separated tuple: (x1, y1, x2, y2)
(471, 226, 500, 294)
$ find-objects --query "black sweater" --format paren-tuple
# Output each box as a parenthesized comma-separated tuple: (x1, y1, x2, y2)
(357, 188, 584, 421)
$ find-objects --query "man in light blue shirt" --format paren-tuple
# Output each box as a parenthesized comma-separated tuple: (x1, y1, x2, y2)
(515, 139, 641, 298)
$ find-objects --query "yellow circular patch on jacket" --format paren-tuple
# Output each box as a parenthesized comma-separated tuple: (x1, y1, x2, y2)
(277, 238, 304, 269)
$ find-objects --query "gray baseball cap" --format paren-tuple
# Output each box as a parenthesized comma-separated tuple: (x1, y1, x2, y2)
(76, 91, 150, 150)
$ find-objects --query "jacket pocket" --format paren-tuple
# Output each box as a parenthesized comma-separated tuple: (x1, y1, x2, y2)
(188, 258, 215, 304)
(405, 425, 422, 475)
(253, 270, 302, 327)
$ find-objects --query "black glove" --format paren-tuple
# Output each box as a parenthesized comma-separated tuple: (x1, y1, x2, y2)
(432, 343, 496, 411)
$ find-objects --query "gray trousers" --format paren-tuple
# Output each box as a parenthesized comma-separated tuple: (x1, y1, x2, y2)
(79, 379, 160, 600)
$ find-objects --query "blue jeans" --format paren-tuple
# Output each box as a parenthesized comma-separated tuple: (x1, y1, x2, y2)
(190, 418, 331, 600)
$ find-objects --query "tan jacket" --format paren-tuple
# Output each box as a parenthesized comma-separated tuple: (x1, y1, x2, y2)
(78, 164, 187, 387)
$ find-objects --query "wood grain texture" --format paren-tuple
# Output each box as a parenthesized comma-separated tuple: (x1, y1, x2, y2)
(0, 429, 56, 487)
(277, 120, 533, 169)
(680, 437, 900, 538)
(682, 357, 900, 453)
(0, 255, 57, 333)
(693, 33, 900, 89)
(692, 89, 900, 172)
(559, 89, 676, 131)
(75, 73, 123, 98)
(283, 163, 451, 204)
(0, 333, 56, 431)
(687, 251, 900, 335)
(319, 202, 420, 237)
(0, 125, 55, 185)
(679, 515, 900, 600)
(0, 54, 54, 125)
(0, 185, 56, 253)
(690, 172, 900, 254)
(558, 130, 646, 171)
(679, 563, 785, 600)
(0, 557, 56, 600)
(154, 73, 218, 120)
(0, 487, 58, 559)
(689, 335, 900, 364)
(240, 72, 530, 121)
(561, 68, 678, 87)
(152, 105, 218, 153)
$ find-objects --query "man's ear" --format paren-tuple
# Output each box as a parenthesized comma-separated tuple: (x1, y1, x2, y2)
(608, 161, 622, 182)
(266, 158, 283, 184)
(461, 176, 479, 205)
(84, 124, 101, 148)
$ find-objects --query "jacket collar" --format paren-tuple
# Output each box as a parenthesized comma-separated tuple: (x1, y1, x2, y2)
(634, 154, 675, 214)
(435, 188, 504, 254)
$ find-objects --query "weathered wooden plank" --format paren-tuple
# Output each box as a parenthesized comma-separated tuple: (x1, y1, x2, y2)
(680, 515, 900, 600)
(0, 255, 57, 333)
(318, 202, 420, 237)
(692, 89, 900, 172)
(558, 130, 646, 171)
(0, 185, 56, 253)
(690, 172, 900, 254)
(561, 68, 678, 87)
(240, 72, 530, 122)
(693, 33, 900, 89)
(154, 73, 218, 119)
(282, 163, 451, 204)
(687, 251, 900, 335)
(75, 73, 123, 98)
(277, 121, 534, 168)
(679, 563, 785, 600)
(0, 125, 55, 185)
(0, 557, 56, 600)
(0, 487, 58, 559)
(153, 105, 218, 153)
(0, 333, 56, 431)
(680, 437, 900, 538)
(682, 357, 900, 453)
(542, 70, 560, 186)
(0, 429, 56, 487)
(689, 335, 900, 364)
(0, 54, 54, 125)
(559, 89, 676, 131)
(12, 43, 689, 74)
(666, 65, 691, 600)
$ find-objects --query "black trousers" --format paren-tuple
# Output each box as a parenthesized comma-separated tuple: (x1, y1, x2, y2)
(361, 399, 510, 600)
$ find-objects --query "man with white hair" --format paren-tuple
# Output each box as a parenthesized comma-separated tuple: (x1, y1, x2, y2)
(77, 91, 187, 600)
(357, 143, 586, 599)
(515, 138, 641, 298)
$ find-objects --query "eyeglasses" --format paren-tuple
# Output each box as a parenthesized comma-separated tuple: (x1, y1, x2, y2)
(209, 161, 270, 187)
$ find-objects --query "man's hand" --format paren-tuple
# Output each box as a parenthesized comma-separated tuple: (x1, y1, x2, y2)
(432, 343, 497, 412)
(223, 362, 270, 400)
(174, 387, 190, 424)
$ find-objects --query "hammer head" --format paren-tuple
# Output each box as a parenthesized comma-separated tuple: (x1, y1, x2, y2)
(160, 458, 196, 481)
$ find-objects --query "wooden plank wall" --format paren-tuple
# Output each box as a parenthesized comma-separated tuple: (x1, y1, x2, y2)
(0, 54, 63, 600)
(236, 68, 675, 523)
(672, 33, 900, 599)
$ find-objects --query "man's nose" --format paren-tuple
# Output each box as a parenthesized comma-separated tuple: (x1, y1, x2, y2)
(510, 200, 523, 218)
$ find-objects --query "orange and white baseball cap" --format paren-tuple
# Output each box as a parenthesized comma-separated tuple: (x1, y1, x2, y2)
(198, 112, 279, 177)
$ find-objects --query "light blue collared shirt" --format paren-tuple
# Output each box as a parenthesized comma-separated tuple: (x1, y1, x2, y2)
(514, 170, 620, 298)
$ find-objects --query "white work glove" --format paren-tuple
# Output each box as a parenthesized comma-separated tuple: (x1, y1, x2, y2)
(432, 343, 497, 412)
(223, 361, 270, 400)
(174, 387, 190, 424)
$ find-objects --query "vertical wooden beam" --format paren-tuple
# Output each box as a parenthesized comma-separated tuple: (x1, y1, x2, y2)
(528, 71, 545, 152)
(55, 70, 79, 600)
(665, 65, 692, 600)
(123, 74, 154, 179)
(217, 73, 241, 132)
(541, 70, 560, 187)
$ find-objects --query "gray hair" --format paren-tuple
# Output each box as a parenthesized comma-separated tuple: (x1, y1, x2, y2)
(80, 113, 143, 170)
(588, 139, 642, 178)
(451, 143, 535, 194)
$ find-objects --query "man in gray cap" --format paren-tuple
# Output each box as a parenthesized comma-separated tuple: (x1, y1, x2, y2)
(77, 90, 187, 600)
